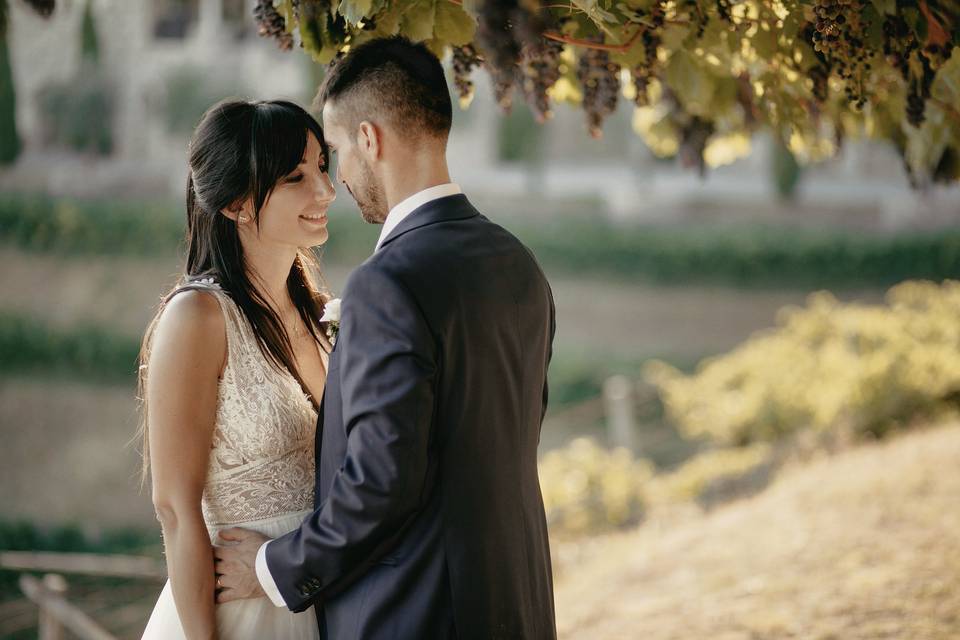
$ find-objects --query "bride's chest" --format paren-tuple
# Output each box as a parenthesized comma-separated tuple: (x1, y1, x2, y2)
(211, 352, 317, 463)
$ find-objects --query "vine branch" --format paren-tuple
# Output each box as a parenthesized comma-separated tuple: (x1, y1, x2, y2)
(543, 27, 643, 52)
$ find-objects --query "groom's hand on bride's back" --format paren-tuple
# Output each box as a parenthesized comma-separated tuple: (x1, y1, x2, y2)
(213, 528, 269, 604)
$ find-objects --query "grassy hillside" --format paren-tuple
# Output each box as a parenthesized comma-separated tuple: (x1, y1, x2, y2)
(553, 421, 960, 639)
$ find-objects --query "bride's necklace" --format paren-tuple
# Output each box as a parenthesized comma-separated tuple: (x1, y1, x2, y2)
(286, 313, 308, 339)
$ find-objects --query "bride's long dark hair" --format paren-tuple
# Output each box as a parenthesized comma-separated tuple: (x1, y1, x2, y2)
(137, 99, 331, 484)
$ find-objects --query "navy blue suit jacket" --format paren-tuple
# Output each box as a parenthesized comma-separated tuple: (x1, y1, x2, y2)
(265, 194, 557, 639)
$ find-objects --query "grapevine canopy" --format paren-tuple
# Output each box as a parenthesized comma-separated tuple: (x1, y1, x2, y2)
(257, 0, 959, 187)
(14, 0, 960, 186)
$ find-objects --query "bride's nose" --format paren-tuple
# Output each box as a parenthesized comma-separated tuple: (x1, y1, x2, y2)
(314, 172, 336, 205)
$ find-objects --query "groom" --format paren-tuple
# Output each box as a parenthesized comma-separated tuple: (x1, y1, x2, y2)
(215, 36, 557, 639)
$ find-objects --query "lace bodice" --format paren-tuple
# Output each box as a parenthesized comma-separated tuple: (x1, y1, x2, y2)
(174, 282, 319, 528)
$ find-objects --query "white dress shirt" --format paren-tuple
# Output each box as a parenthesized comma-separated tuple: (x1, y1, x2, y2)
(254, 181, 463, 608)
(375, 182, 462, 251)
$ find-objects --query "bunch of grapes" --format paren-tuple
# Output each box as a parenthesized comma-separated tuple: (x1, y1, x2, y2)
(921, 43, 952, 71)
(679, 116, 714, 177)
(577, 42, 621, 138)
(882, 14, 915, 81)
(631, 1, 665, 107)
(798, 23, 832, 105)
(477, 0, 520, 73)
(715, 0, 733, 23)
(808, 64, 830, 103)
(906, 54, 936, 127)
(881, 14, 943, 127)
(254, 0, 294, 51)
(519, 37, 564, 122)
(490, 68, 517, 113)
(452, 44, 483, 106)
(811, 0, 872, 109)
(681, 0, 708, 38)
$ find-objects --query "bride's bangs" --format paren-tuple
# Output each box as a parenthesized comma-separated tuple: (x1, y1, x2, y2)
(249, 102, 329, 217)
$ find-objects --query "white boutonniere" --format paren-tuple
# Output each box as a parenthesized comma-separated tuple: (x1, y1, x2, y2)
(320, 298, 341, 347)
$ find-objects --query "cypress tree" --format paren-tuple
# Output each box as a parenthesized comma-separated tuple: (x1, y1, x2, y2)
(0, 1, 22, 166)
(80, 0, 98, 64)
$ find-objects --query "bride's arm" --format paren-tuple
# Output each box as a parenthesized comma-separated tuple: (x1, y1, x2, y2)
(146, 291, 226, 640)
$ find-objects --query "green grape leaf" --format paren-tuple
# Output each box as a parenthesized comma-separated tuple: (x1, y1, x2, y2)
(372, 2, 403, 36)
(781, 11, 802, 40)
(664, 50, 716, 117)
(423, 38, 448, 59)
(660, 22, 691, 51)
(609, 25, 648, 68)
(932, 48, 960, 107)
(277, 0, 297, 31)
(400, 0, 436, 42)
(461, 0, 481, 19)
(339, 0, 374, 26)
(433, 1, 476, 46)
(751, 25, 779, 59)
(869, 0, 896, 15)
(697, 19, 725, 53)
(570, 0, 618, 25)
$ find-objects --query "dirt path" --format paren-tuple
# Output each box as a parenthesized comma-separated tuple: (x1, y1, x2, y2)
(553, 422, 960, 639)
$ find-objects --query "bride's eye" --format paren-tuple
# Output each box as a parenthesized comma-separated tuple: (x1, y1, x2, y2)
(286, 173, 304, 183)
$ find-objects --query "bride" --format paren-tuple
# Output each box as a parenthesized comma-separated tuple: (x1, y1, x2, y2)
(137, 99, 335, 639)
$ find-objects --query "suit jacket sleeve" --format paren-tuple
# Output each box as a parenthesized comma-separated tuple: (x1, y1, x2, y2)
(264, 263, 438, 612)
(541, 283, 556, 430)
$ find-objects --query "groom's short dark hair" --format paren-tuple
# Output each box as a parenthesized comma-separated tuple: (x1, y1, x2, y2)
(315, 36, 452, 142)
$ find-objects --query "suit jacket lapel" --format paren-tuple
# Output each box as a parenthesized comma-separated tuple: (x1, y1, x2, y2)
(377, 194, 477, 251)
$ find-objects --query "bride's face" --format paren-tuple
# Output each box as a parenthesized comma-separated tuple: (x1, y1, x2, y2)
(239, 132, 336, 250)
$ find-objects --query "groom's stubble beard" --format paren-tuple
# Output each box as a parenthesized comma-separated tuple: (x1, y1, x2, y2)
(355, 156, 388, 224)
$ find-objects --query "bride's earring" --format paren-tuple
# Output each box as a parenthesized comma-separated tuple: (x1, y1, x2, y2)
(238, 215, 249, 223)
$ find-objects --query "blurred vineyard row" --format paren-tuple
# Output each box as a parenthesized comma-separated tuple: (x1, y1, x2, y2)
(4, 193, 960, 286)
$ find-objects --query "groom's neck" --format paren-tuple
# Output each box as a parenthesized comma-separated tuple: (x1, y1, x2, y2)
(382, 151, 452, 212)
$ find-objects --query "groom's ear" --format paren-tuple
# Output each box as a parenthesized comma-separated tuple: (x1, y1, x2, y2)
(356, 120, 382, 162)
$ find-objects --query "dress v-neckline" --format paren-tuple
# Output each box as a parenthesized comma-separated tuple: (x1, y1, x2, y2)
(295, 340, 328, 416)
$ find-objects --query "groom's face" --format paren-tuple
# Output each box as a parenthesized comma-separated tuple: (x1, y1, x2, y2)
(322, 101, 388, 224)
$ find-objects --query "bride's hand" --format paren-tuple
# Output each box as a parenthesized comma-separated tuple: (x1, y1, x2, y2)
(213, 528, 270, 604)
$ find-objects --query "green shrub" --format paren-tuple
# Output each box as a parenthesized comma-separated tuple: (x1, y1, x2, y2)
(646, 280, 960, 446)
(0, 194, 183, 255)
(0, 313, 140, 381)
(647, 443, 775, 508)
(538, 437, 654, 537)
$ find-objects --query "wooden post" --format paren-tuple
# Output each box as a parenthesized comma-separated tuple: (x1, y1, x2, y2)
(603, 375, 637, 452)
(38, 574, 67, 640)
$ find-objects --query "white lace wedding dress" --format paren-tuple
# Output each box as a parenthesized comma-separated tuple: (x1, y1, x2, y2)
(142, 282, 322, 639)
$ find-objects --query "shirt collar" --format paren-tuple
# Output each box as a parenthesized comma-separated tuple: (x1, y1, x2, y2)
(375, 183, 462, 252)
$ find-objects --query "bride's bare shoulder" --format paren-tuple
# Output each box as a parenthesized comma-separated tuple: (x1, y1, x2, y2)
(150, 289, 226, 369)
